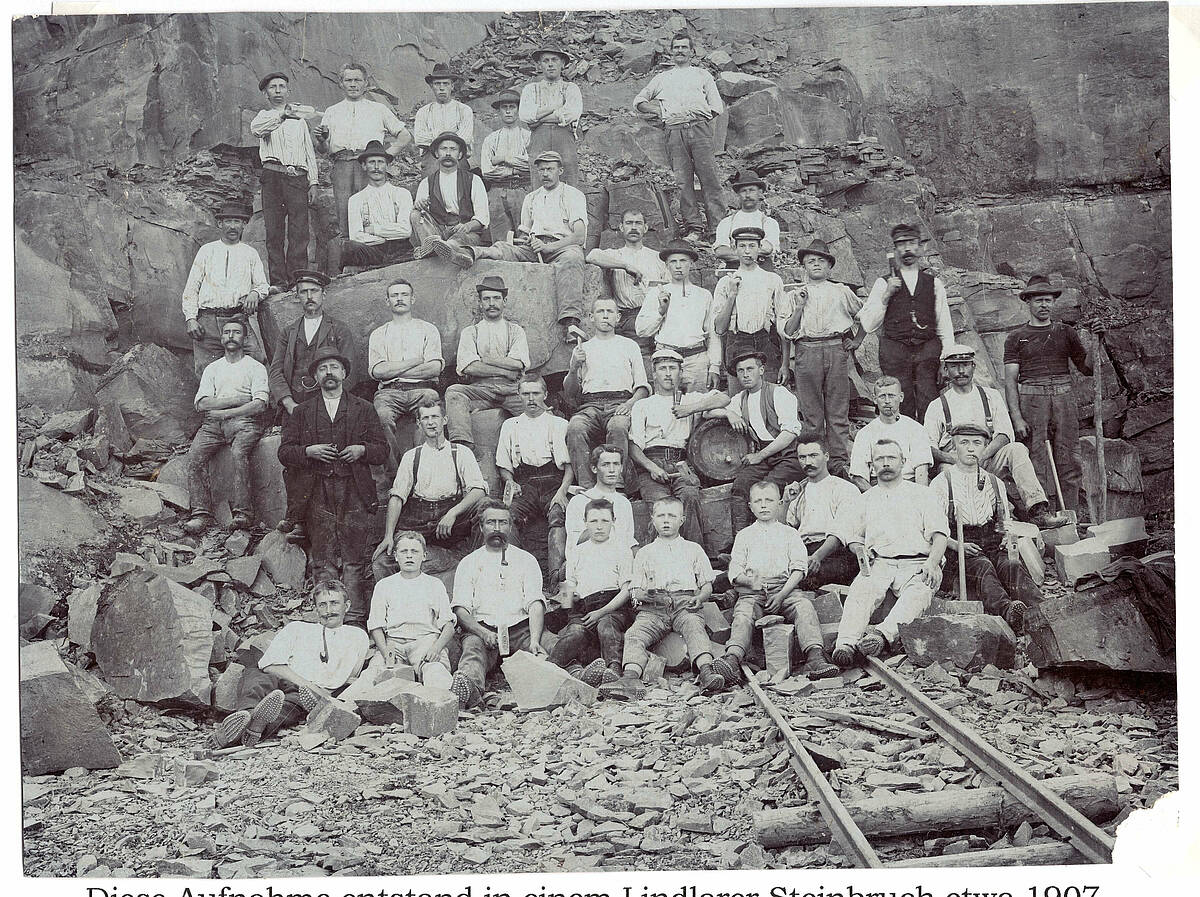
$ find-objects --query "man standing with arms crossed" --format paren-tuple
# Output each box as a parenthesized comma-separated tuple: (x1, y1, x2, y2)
(586, 209, 669, 347)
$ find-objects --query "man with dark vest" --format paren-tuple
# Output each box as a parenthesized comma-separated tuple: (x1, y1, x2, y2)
(277, 347, 389, 627)
(704, 349, 804, 534)
(268, 269, 357, 540)
(857, 223, 953, 419)
(410, 132, 489, 269)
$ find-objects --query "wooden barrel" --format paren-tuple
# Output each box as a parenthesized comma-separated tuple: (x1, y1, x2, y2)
(687, 417, 752, 485)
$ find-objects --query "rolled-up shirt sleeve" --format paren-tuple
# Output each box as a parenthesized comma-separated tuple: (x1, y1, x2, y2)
(455, 327, 479, 375)
(922, 487, 950, 540)
(471, 175, 490, 229)
(250, 361, 270, 404)
(520, 554, 545, 611)
(775, 387, 802, 435)
(451, 557, 479, 613)
(857, 277, 890, 334)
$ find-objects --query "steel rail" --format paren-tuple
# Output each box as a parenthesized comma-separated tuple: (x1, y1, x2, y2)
(864, 656, 1114, 864)
(740, 663, 883, 868)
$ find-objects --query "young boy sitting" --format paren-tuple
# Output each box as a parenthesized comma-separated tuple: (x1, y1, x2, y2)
(364, 531, 457, 690)
(603, 496, 727, 698)
(711, 481, 839, 686)
(209, 579, 369, 748)
(549, 498, 634, 687)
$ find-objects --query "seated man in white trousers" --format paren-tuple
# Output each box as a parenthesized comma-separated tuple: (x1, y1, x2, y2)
(833, 438, 949, 667)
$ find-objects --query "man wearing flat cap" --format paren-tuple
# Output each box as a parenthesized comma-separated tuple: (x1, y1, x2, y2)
(414, 63, 474, 176)
(520, 45, 582, 187)
(857, 222, 954, 419)
(278, 345, 389, 628)
(712, 171, 781, 265)
(411, 131, 489, 269)
(327, 141, 415, 274)
(250, 71, 318, 292)
(481, 89, 532, 242)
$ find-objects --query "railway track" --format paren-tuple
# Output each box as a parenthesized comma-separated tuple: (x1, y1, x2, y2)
(740, 658, 1117, 868)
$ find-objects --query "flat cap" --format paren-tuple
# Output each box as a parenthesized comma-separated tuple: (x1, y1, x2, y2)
(731, 226, 766, 243)
(532, 150, 564, 165)
(651, 348, 684, 365)
(258, 71, 289, 92)
(940, 343, 977, 362)
(950, 422, 991, 439)
(292, 269, 330, 288)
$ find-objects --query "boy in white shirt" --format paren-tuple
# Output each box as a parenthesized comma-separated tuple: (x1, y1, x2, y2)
(635, 243, 722, 392)
(564, 445, 637, 565)
(480, 89, 531, 243)
(714, 227, 790, 388)
(413, 63, 473, 175)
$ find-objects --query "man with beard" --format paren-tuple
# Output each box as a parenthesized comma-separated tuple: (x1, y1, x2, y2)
(857, 223, 954, 419)
(181, 200, 269, 377)
(410, 132, 489, 269)
(924, 344, 1069, 529)
(832, 439, 948, 667)
(183, 318, 269, 535)
(277, 347, 389, 628)
(783, 434, 862, 590)
(586, 209, 669, 349)
(268, 269, 357, 540)
(450, 500, 548, 708)
(327, 141, 414, 274)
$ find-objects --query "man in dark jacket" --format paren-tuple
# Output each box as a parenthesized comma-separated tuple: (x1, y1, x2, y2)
(268, 269, 358, 540)
(278, 346, 389, 627)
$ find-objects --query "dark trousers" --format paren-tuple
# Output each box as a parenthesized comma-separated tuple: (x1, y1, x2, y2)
(510, 466, 567, 583)
(444, 378, 524, 446)
(1019, 378, 1081, 513)
(458, 618, 538, 691)
(373, 496, 477, 585)
(187, 415, 264, 518)
(327, 237, 413, 273)
(487, 183, 526, 243)
(793, 339, 853, 468)
(307, 476, 375, 627)
(731, 452, 805, 533)
(942, 536, 1041, 618)
(331, 158, 368, 238)
(799, 540, 859, 590)
(665, 119, 725, 234)
(261, 168, 310, 285)
(724, 329, 781, 387)
(878, 335, 942, 421)
(236, 668, 307, 737)
(528, 124, 579, 187)
(636, 454, 706, 550)
(549, 590, 631, 670)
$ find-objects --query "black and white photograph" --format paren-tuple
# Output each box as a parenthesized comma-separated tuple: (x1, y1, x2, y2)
(10, 0, 1181, 884)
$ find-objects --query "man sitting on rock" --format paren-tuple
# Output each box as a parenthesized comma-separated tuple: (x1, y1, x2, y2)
(635, 242, 722, 392)
(712, 171, 780, 266)
(783, 434, 862, 590)
(184, 318, 269, 535)
(924, 344, 1069, 529)
(450, 499, 548, 708)
(327, 141, 414, 274)
(181, 200, 269, 378)
(586, 208, 670, 348)
(564, 444, 637, 568)
(711, 481, 839, 688)
(480, 88, 531, 243)
(848, 376, 932, 492)
(413, 63, 473, 176)
(833, 439, 948, 667)
(714, 227, 790, 387)
(410, 132, 489, 269)
(470, 150, 587, 334)
(268, 269, 357, 541)
(208, 579, 369, 748)
(931, 424, 1041, 633)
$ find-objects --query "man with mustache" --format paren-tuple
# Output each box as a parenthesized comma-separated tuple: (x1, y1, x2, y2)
(586, 208, 669, 350)
(450, 500, 548, 709)
(410, 132, 489, 269)
(783, 434, 862, 590)
(267, 269, 357, 540)
(327, 141, 414, 274)
(181, 200, 269, 378)
(848, 376, 932, 492)
(857, 223, 954, 419)
(277, 347, 389, 628)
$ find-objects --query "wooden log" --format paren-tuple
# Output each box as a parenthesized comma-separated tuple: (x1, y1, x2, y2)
(807, 707, 934, 740)
(753, 772, 1119, 847)
(889, 842, 1086, 868)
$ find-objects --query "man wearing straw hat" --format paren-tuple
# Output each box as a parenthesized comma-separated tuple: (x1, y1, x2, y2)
(520, 43, 582, 187)
(414, 63, 474, 177)
(480, 88, 531, 242)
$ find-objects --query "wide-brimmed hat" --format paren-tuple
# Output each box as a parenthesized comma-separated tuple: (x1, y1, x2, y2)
(476, 275, 509, 296)
(949, 422, 991, 439)
(731, 226, 766, 243)
(491, 88, 521, 109)
(659, 242, 698, 261)
(728, 348, 768, 374)
(292, 269, 330, 288)
(531, 44, 573, 64)
(215, 201, 252, 222)
(730, 170, 766, 191)
(797, 238, 836, 266)
(424, 63, 463, 85)
(308, 346, 352, 378)
(357, 140, 393, 164)
(258, 71, 289, 92)
(941, 343, 977, 362)
(1019, 273, 1063, 301)
(430, 131, 470, 158)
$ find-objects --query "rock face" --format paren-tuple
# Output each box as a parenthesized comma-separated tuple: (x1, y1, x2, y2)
(17, 477, 106, 578)
(96, 343, 200, 444)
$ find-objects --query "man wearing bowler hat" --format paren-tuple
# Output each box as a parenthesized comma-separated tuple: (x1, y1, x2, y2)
(327, 140, 415, 274)
(181, 199, 269, 378)
(278, 345, 389, 628)
(712, 170, 780, 266)
(411, 131, 490, 269)
(251, 71, 318, 292)
(414, 63, 474, 177)
(520, 44, 582, 187)
(481, 88, 532, 242)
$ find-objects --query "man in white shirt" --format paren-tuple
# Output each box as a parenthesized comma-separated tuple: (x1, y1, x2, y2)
(633, 32, 725, 242)
(367, 279, 443, 474)
(444, 276, 530, 449)
(586, 209, 669, 349)
(480, 89, 531, 243)
(849, 376, 932, 491)
(183, 318, 269, 535)
(856, 222, 954, 419)
(833, 439, 949, 667)
(410, 132, 489, 269)
(315, 62, 409, 238)
(413, 63, 473, 175)
(520, 45, 582, 187)
(783, 435, 862, 590)
(924, 344, 1067, 529)
(714, 227, 790, 388)
(629, 348, 729, 551)
(564, 445, 637, 566)
(497, 376, 573, 583)
(328, 141, 414, 274)
(181, 200, 269, 378)
(565, 297, 650, 487)
(450, 500, 548, 708)
(635, 243, 722, 392)
(250, 72, 318, 291)
(705, 349, 804, 533)
(209, 580, 369, 748)
(471, 150, 588, 331)
(713, 171, 780, 265)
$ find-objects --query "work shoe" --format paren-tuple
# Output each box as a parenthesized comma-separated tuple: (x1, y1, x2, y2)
(709, 655, 741, 688)
(412, 236, 437, 260)
(296, 687, 321, 713)
(182, 513, 212, 536)
(1029, 503, 1071, 529)
(831, 644, 858, 668)
(599, 674, 644, 701)
(207, 710, 251, 749)
(231, 510, 254, 530)
(799, 646, 840, 680)
(567, 663, 586, 680)
(242, 689, 285, 746)
(450, 673, 480, 709)
(1003, 600, 1029, 634)
(856, 628, 888, 658)
(578, 658, 609, 688)
(698, 663, 727, 694)
(599, 665, 621, 685)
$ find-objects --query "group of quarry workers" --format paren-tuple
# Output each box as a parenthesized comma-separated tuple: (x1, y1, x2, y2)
(183, 37, 1099, 749)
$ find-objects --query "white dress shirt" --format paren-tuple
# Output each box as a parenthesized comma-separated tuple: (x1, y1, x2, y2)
(348, 182, 413, 243)
(565, 537, 634, 598)
(250, 108, 319, 184)
(519, 80, 583, 127)
(481, 126, 532, 178)
(451, 545, 545, 628)
(630, 391, 718, 450)
(414, 171, 491, 228)
(586, 245, 669, 310)
(575, 335, 649, 395)
(565, 488, 636, 561)
(632, 66, 724, 125)
(321, 98, 405, 154)
(391, 440, 487, 502)
(181, 241, 269, 322)
(728, 520, 809, 587)
(194, 355, 269, 407)
(367, 572, 455, 642)
(520, 182, 587, 240)
(635, 282, 721, 368)
(841, 480, 949, 558)
(259, 620, 369, 691)
(496, 412, 569, 470)
(785, 473, 862, 543)
(631, 537, 714, 593)
(729, 384, 801, 443)
(931, 466, 1010, 529)
(367, 318, 443, 383)
(413, 100, 474, 150)
(923, 383, 1015, 451)
(849, 415, 934, 482)
(455, 319, 530, 375)
(784, 280, 864, 339)
(715, 267, 790, 335)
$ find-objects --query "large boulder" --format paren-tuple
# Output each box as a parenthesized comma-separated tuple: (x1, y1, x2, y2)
(156, 433, 286, 527)
(17, 477, 106, 578)
(96, 343, 200, 444)
(16, 355, 98, 413)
